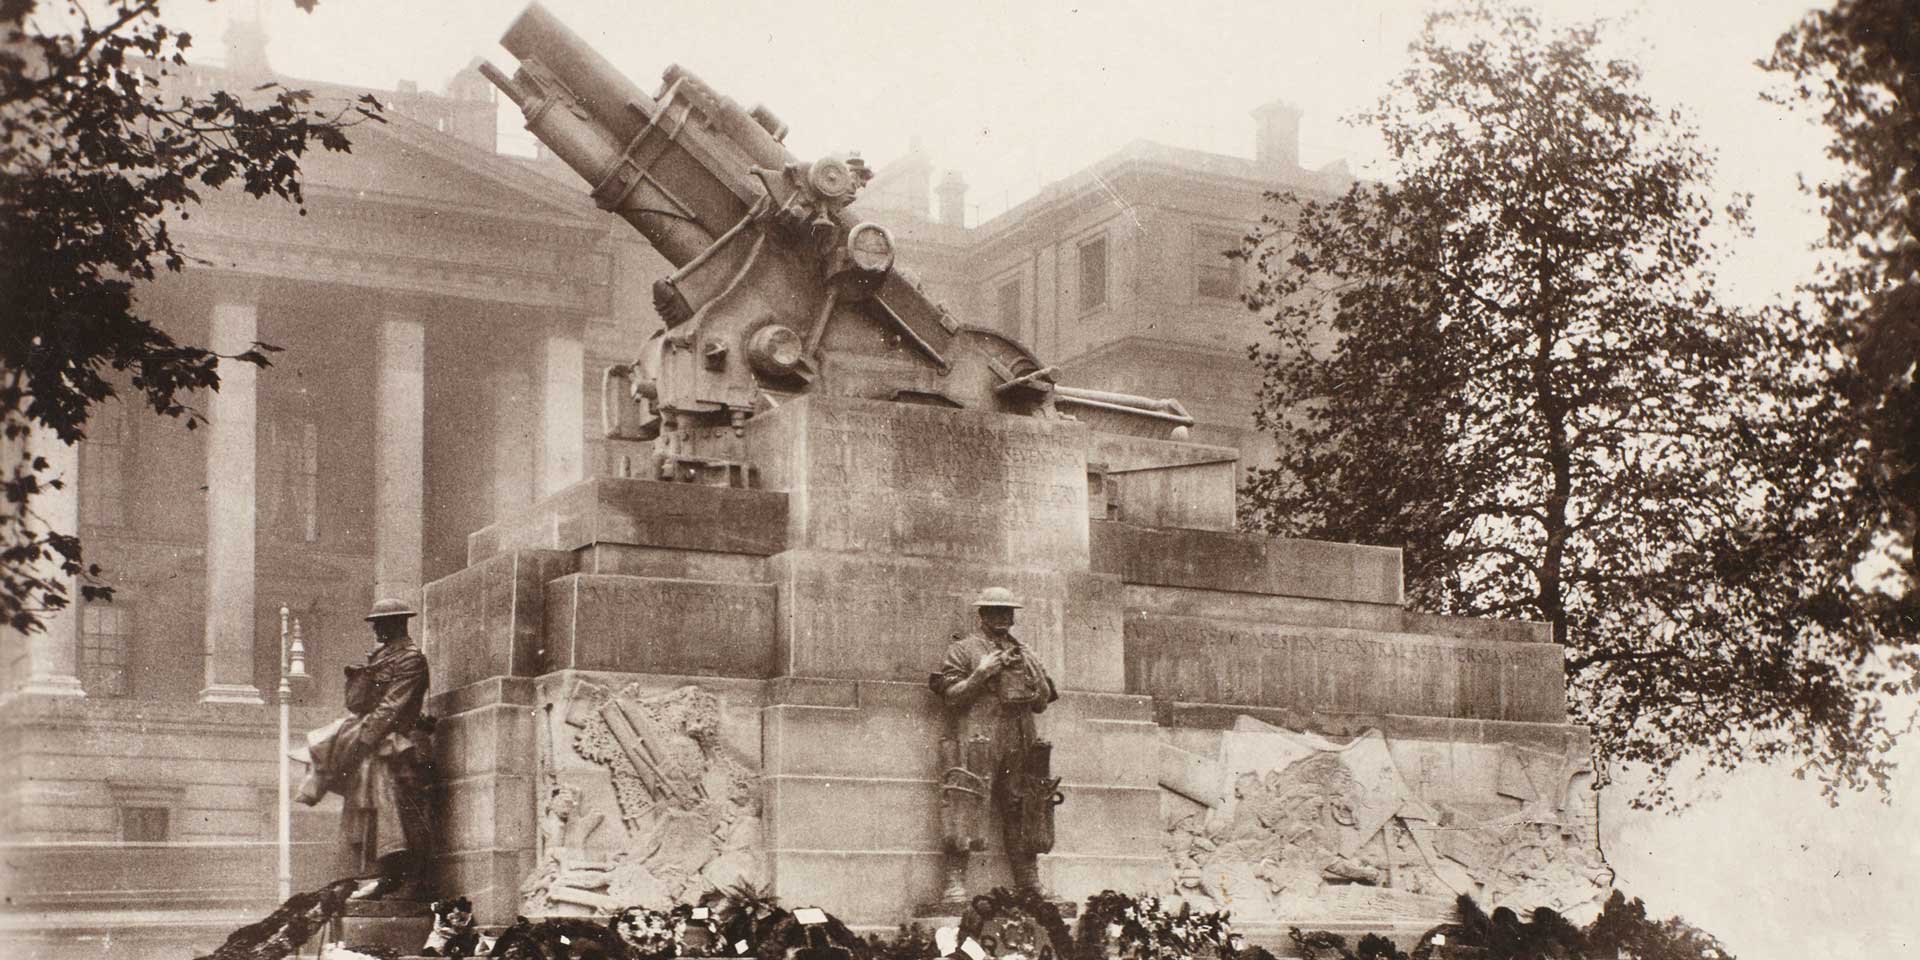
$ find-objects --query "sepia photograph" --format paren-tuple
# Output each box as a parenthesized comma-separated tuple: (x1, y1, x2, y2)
(1, 1, 1914, 958)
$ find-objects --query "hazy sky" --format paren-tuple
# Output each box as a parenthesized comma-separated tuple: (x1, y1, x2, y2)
(139, 0, 1912, 956)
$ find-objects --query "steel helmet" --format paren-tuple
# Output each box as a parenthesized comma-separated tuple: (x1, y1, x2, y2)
(970, 586, 1024, 609)
(364, 597, 418, 622)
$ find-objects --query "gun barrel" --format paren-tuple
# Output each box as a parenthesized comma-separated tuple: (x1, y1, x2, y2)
(487, 3, 812, 269)
(500, 2, 658, 145)
(477, 61, 524, 109)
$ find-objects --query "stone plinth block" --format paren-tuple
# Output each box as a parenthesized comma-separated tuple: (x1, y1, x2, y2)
(758, 679, 1161, 924)
(468, 477, 788, 564)
(545, 574, 778, 678)
(424, 549, 573, 691)
(1062, 572, 1125, 693)
(1093, 521, 1403, 606)
(1125, 612, 1565, 723)
(748, 396, 1091, 568)
(1090, 434, 1239, 532)
(1123, 584, 1551, 645)
(579, 543, 769, 583)
(428, 677, 537, 924)
(769, 551, 1076, 684)
(762, 678, 943, 782)
(336, 901, 433, 957)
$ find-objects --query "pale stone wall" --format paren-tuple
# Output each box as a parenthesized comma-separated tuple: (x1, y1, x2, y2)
(423, 395, 1601, 931)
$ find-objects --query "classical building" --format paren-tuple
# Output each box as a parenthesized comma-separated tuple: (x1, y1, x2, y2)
(0, 26, 1340, 957)
(861, 105, 1348, 461)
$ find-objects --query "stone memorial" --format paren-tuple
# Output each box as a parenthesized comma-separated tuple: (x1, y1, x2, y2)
(413, 2, 1612, 946)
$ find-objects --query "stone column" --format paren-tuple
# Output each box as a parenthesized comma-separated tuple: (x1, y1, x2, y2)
(202, 296, 264, 704)
(536, 329, 585, 497)
(1034, 246, 1059, 357)
(374, 312, 425, 605)
(16, 422, 85, 697)
(490, 361, 535, 523)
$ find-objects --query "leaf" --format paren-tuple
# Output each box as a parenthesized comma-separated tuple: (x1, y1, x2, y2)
(1242, 0, 1910, 808)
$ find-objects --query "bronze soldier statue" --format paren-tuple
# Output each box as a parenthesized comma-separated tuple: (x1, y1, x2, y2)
(299, 597, 435, 899)
(930, 587, 1063, 900)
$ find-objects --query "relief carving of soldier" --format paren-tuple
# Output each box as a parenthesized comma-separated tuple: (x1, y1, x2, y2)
(929, 587, 1064, 901)
(297, 597, 436, 899)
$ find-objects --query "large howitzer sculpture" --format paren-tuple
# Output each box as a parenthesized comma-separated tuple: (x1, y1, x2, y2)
(482, 3, 1192, 482)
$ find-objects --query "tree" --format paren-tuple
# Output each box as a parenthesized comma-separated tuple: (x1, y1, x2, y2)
(1584, 890, 1733, 960)
(0, 1, 380, 637)
(1241, 0, 1913, 805)
(1763, 0, 1920, 609)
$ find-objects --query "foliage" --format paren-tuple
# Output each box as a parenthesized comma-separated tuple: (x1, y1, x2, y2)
(1240, 0, 1913, 805)
(1399, 892, 1729, 960)
(862, 924, 938, 960)
(191, 876, 360, 960)
(0, 1, 379, 639)
(1075, 891, 1230, 960)
(1763, 0, 1920, 609)
(489, 915, 632, 960)
(1577, 891, 1731, 960)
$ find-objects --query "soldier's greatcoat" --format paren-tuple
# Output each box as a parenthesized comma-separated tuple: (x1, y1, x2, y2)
(933, 633, 1057, 854)
(334, 639, 434, 869)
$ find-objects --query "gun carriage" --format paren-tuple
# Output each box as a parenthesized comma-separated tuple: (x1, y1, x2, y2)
(482, 3, 1190, 484)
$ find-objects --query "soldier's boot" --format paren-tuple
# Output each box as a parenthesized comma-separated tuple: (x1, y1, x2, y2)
(940, 851, 970, 903)
(354, 850, 427, 901)
(1010, 854, 1043, 894)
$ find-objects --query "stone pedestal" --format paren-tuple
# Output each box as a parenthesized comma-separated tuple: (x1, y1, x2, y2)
(331, 899, 434, 956)
(422, 395, 1608, 933)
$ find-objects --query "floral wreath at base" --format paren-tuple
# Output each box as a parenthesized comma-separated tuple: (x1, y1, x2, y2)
(956, 887, 1075, 960)
(1075, 891, 1232, 960)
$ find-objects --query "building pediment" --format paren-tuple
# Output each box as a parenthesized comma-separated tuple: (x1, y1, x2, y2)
(295, 115, 599, 229)
(172, 115, 612, 314)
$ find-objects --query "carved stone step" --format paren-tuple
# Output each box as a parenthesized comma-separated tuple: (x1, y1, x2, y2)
(329, 899, 434, 956)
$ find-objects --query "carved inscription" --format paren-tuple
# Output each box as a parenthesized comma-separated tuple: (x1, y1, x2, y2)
(794, 403, 1089, 566)
(1125, 614, 1562, 722)
(779, 555, 1067, 682)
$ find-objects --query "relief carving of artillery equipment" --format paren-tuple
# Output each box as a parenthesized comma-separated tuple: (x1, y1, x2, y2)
(480, 3, 1191, 486)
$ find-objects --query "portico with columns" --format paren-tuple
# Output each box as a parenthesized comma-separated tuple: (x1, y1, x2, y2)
(0, 89, 612, 902)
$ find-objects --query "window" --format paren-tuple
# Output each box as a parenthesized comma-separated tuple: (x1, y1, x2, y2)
(997, 276, 1024, 332)
(1196, 228, 1247, 300)
(80, 401, 129, 527)
(80, 602, 131, 698)
(261, 415, 319, 542)
(1079, 235, 1108, 313)
(122, 806, 169, 842)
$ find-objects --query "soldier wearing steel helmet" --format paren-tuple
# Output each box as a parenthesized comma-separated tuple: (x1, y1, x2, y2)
(301, 597, 435, 899)
(930, 587, 1061, 900)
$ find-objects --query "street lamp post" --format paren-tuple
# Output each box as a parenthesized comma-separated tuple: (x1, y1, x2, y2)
(277, 604, 310, 901)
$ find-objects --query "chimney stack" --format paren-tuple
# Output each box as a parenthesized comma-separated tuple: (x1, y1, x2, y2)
(1251, 100, 1302, 172)
(222, 14, 272, 80)
(445, 60, 502, 152)
(936, 171, 969, 228)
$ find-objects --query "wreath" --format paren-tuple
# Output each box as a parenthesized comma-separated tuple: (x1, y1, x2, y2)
(1073, 891, 1231, 960)
(957, 887, 1074, 960)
